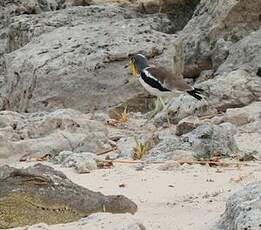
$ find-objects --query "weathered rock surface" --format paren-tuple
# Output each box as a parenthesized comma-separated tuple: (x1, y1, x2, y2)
(213, 181, 261, 230)
(175, 116, 200, 136)
(180, 0, 261, 78)
(0, 5, 174, 113)
(200, 70, 261, 113)
(52, 151, 98, 173)
(0, 164, 137, 228)
(147, 122, 238, 161)
(154, 69, 261, 126)
(235, 121, 261, 159)
(12, 213, 146, 230)
(222, 102, 261, 127)
(217, 29, 261, 76)
(117, 132, 159, 159)
(0, 109, 109, 158)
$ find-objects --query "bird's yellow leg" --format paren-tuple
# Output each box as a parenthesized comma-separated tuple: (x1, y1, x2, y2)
(146, 97, 163, 119)
(159, 96, 166, 109)
(159, 96, 171, 127)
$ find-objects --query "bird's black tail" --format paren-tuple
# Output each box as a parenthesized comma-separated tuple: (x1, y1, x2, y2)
(187, 87, 204, 100)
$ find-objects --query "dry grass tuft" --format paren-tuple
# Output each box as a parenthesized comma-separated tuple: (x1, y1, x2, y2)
(116, 106, 129, 123)
(132, 138, 147, 160)
(107, 106, 129, 126)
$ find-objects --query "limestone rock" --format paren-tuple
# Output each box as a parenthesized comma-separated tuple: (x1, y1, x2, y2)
(153, 93, 216, 126)
(222, 102, 261, 126)
(235, 130, 261, 159)
(147, 122, 238, 161)
(217, 29, 261, 76)
(184, 122, 238, 159)
(53, 151, 98, 173)
(0, 109, 109, 158)
(199, 70, 261, 112)
(213, 182, 261, 230)
(180, 0, 261, 78)
(117, 133, 159, 159)
(0, 6, 174, 113)
(155, 69, 261, 126)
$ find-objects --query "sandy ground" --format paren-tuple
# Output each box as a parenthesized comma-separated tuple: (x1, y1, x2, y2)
(1, 159, 260, 230)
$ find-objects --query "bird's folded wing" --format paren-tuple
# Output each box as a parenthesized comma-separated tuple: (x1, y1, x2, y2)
(145, 67, 193, 92)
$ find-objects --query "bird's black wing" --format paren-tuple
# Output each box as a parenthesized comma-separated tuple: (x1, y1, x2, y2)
(140, 71, 171, 92)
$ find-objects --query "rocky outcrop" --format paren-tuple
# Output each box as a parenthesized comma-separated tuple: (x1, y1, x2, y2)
(213, 181, 261, 230)
(221, 102, 261, 127)
(52, 151, 98, 173)
(0, 164, 137, 228)
(146, 122, 238, 161)
(217, 29, 261, 76)
(0, 5, 174, 113)
(180, 0, 261, 78)
(200, 69, 261, 112)
(154, 69, 261, 126)
(0, 109, 109, 158)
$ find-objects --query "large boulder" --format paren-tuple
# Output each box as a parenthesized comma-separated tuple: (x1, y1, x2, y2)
(0, 164, 137, 228)
(0, 109, 109, 158)
(222, 102, 261, 127)
(200, 69, 261, 112)
(0, 5, 174, 113)
(217, 28, 261, 76)
(147, 122, 238, 161)
(180, 0, 261, 78)
(213, 181, 261, 230)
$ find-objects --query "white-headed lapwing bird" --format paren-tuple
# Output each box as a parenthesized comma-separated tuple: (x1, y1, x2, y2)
(128, 48, 204, 117)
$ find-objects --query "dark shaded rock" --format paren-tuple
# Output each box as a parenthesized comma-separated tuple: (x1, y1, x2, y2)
(0, 164, 137, 228)
(175, 116, 200, 136)
(108, 93, 156, 117)
(143, 0, 200, 34)
(257, 67, 261, 77)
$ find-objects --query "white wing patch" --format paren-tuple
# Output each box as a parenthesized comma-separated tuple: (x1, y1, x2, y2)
(137, 68, 171, 96)
(144, 67, 171, 90)
(143, 68, 163, 84)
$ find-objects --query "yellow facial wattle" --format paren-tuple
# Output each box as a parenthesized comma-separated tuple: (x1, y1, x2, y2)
(128, 62, 138, 77)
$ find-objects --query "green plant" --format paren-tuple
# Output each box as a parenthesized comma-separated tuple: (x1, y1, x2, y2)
(132, 137, 147, 160)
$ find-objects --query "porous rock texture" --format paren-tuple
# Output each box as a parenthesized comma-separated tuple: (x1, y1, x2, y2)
(147, 122, 238, 161)
(180, 0, 261, 78)
(0, 109, 109, 158)
(213, 181, 261, 230)
(0, 5, 174, 113)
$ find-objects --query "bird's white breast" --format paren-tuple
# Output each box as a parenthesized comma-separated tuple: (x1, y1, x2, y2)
(138, 74, 171, 97)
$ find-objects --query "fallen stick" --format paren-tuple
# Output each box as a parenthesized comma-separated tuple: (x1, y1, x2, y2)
(99, 159, 259, 166)
(96, 147, 117, 156)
